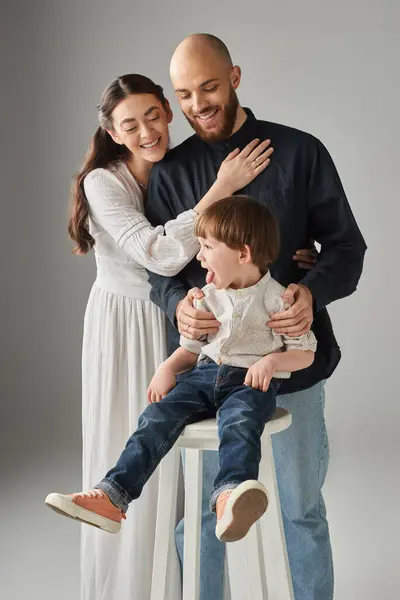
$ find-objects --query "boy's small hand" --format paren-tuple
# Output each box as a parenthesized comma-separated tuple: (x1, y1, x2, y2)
(244, 356, 276, 392)
(147, 365, 176, 404)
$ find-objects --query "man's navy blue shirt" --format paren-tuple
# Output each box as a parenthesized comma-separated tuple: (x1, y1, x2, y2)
(145, 109, 366, 394)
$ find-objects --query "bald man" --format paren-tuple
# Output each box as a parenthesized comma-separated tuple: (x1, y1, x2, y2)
(145, 33, 366, 600)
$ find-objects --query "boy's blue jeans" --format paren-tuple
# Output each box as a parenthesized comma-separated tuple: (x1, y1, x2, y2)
(97, 359, 280, 513)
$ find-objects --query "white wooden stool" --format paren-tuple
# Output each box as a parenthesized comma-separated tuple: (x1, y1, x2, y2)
(150, 407, 294, 600)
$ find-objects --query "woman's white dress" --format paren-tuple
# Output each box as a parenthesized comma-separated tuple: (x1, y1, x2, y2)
(80, 161, 199, 600)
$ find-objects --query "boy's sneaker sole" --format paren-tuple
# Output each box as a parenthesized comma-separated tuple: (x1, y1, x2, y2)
(45, 493, 121, 534)
(215, 480, 268, 542)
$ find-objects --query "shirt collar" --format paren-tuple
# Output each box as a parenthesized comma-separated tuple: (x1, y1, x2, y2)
(225, 270, 271, 297)
(201, 107, 259, 153)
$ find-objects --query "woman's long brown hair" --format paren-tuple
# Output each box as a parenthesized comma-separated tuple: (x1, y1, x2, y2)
(68, 74, 167, 254)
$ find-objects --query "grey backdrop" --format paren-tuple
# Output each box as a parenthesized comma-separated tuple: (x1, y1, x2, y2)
(2, 0, 399, 598)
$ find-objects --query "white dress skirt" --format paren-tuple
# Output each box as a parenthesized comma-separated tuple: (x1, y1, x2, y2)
(79, 162, 199, 600)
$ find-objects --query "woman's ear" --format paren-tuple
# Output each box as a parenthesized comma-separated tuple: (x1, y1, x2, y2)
(106, 128, 123, 145)
(164, 99, 173, 124)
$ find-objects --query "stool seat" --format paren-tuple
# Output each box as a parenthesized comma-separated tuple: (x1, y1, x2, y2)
(151, 408, 294, 600)
(180, 407, 291, 442)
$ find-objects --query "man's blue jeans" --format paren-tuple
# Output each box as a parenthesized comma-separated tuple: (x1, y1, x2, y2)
(175, 380, 334, 600)
(97, 360, 279, 514)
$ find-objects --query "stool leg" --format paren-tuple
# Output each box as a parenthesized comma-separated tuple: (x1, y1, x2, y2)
(183, 448, 203, 600)
(151, 444, 181, 600)
(245, 523, 268, 599)
(259, 435, 294, 600)
(226, 522, 267, 600)
(226, 542, 242, 600)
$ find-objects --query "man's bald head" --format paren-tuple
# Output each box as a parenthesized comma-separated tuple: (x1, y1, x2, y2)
(170, 33, 233, 74)
(170, 33, 246, 142)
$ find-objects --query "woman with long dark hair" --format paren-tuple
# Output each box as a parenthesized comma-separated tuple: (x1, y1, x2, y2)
(47, 74, 273, 600)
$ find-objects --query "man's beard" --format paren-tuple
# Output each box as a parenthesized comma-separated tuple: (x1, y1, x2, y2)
(184, 87, 239, 142)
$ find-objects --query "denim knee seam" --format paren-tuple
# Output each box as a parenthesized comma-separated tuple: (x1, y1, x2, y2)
(134, 407, 208, 491)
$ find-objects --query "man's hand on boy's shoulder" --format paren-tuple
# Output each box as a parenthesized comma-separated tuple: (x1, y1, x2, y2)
(176, 288, 221, 340)
(267, 284, 313, 337)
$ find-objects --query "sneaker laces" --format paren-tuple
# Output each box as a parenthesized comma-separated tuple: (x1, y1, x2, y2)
(216, 489, 232, 518)
(72, 489, 105, 500)
(71, 489, 127, 519)
(218, 490, 232, 502)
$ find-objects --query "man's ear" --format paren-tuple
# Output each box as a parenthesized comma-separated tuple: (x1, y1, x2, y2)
(230, 65, 242, 90)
